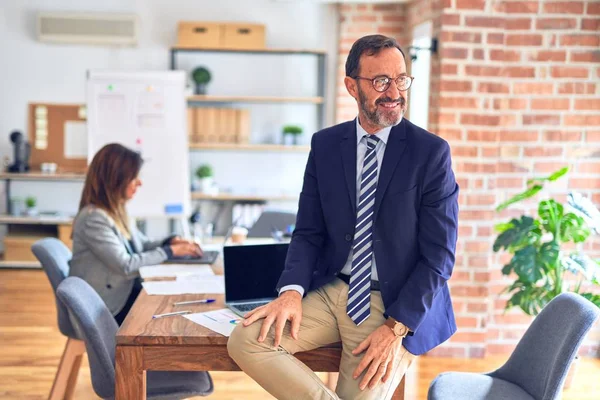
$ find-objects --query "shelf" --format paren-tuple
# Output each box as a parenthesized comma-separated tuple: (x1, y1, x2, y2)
(172, 47, 326, 56)
(189, 143, 310, 152)
(187, 95, 324, 104)
(0, 260, 41, 269)
(191, 192, 298, 202)
(0, 172, 85, 181)
(0, 215, 73, 225)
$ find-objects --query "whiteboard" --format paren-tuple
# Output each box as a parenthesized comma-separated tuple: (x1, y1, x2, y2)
(86, 71, 190, 218)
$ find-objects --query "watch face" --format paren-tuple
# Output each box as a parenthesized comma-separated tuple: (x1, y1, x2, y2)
(394, 324, 407, 336)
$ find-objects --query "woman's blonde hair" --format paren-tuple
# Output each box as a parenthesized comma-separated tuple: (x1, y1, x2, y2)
(78, 143, 143, 239)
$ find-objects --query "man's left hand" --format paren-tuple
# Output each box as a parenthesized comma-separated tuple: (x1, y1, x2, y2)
(352, 324, 404, 390)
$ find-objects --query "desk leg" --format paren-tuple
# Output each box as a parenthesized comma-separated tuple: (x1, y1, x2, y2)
(391, 374, 405, 400)
(115, 346, 146, 400)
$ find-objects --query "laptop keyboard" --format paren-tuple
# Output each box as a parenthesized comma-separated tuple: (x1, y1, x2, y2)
(234, 302, 270, 312)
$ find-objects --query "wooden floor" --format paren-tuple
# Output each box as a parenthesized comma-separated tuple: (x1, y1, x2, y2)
(1, 269, 599, 400)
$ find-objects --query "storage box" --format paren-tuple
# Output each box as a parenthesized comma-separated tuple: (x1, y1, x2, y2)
(222, 23, 265, 50)
(177, 22, 222, 48)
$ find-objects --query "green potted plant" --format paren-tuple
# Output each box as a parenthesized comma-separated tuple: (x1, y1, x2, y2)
(493, 167, 600, 387)
(191, 66, 211, 95)
(195, 164, 213, 193)
(282, 125, 303, 146)
(25, 196, 38, 216)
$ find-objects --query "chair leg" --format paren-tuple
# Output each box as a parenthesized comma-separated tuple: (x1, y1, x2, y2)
(48, 338, 86, 400)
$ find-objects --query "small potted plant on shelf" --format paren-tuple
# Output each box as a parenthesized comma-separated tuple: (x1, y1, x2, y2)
(493, 166, 600, 388)
(25, 196, 38, 216)
(282, 125, 303, 146)
(191, 66, 211, 95)
(195, 164, 214, 193)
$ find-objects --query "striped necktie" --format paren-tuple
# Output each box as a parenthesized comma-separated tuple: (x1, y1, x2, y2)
(347, 134, 379, 325)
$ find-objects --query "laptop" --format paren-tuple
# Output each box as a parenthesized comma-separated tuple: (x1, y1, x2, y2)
(224, 243, 289, 316)
(168, 225, 234, 265)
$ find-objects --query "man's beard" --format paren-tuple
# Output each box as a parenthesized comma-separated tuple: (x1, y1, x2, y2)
(358, 86, 406, 128)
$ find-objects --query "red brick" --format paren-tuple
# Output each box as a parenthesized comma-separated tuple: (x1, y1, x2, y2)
(439, 96, 479, 108)
(483, 147, 500, 157)
(588, 2, 600, 14)
(560, 34, 600, 46)
(528, 50, 567, 62)
(488, 344, 518, 355)
(500, 130, 541, 141)
(441, 13, 461, 26)
(571, 51, 600, 63)
(439, 112, 458, 125)
(459, 163, 496, 174)
(524, 147, 563, 157)
(513, 82, 554, 94)
(578, 163, 600, 174)
(441, 64, 458, 75)
(587, 131, 600, 142)
(570, 178, 600, 189)
(461, 114, 500, 126)
(493, 99, 528, 110)
(575, 99, 600, 110)
(465, 65, 502, 76)
(441, 47, 469, 59)
(523, 115, 561, 126)
(506, 18, 532, 30)
(352, 15, 377, 23)
(440, 80, 473, 92)
(502, 1, 540, 13)
(558, 82, 596, 94)
(465, 16, 505, 27)
(478, 82, 510, 93)
(536, 18, 578, 30)
(565, 115, 600, 126)
(437, 129, 463, 141)
(494, 313, 533, 325)
(498, 162, 530, 173)
(466, 194, 496, 206)
(456, 0, 486, 9)
(468, 255, 490, 268)
(381, 15, 405, 23)
(530, 98, 570, 110)
(441, 31, 483, 43)
(473, 49, 485, 60)
(467, 131, 497, 142)
(543, 131, 582, 141)
(535, 162, 570, 173)
(487, 33, 504, 44)
(373, 3, 402, 11)
(491, 49, 521, 62)
(506, 34, 543, 46)
(505, 66, 536, 77)
(581, 18, 600, 30)
(495, 177, 525, 188)
(543, 1, 585, 14)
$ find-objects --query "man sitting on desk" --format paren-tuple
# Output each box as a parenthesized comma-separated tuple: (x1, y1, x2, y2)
(227, 34, 459, 400)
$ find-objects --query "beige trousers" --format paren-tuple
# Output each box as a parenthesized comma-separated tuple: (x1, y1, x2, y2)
(227, 278, 416, 400)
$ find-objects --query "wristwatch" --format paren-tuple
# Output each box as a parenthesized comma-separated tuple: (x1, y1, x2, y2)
(384, 318, 411, 338)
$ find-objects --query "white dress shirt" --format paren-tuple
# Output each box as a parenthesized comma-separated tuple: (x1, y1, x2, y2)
(280, 117, 397, 297)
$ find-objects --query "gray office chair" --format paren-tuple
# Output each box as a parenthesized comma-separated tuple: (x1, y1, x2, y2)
(56, 276, 214, 399)
(247, 210, 297, 237)
(32, 237, 85, 400)
(428, 292, 600, 400)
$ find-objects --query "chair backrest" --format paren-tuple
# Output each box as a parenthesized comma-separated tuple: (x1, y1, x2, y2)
(247, 210, 297, 238)
(31, 238, 76, 338)
(56, 277, 118, 399)
(490, 292, 600, 400)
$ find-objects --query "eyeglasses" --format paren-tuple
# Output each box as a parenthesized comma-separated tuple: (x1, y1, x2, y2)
(353, 75, 414, 92)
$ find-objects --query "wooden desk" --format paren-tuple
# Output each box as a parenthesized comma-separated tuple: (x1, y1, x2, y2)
(115, 262, 406, 399)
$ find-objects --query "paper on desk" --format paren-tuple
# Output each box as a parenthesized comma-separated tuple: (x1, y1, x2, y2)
(142, 276, 224, 295)
(139, 264, 215, 279)
(184, 308, 242, 337)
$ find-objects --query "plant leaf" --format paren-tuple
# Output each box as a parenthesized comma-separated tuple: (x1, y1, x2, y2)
(502, 263, 513, 276)
(537, 241, 560, 271)
(560, 213, 590, 243)
(579, 293, 600, 309)
(493, 216, 541, 252)
(496, 185, 543, 212)
(538, 199, 564, 235)
(527, 166, 569, 186)
(562, 253, 600, 283)
(511, 245, 544, 283)
(495, 221, 515, 233)
(505, 282, 554, 315)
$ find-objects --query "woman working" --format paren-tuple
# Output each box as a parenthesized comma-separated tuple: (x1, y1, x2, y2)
(69, 143, 202, 324)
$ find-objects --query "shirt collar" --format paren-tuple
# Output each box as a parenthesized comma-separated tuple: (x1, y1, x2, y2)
(356, 117, 392, 147)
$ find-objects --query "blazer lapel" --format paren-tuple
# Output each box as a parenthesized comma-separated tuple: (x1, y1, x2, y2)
(340, 120, 358, 213)
(374, 120, 407, 221)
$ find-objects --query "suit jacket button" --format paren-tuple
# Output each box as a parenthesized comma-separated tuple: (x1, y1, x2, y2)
(345, 234, 352, 242)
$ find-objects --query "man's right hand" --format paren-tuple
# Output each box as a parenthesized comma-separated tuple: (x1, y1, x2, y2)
(242, 290, 303, 347)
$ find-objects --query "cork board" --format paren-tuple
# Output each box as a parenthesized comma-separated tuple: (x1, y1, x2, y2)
(28, 103, 87, 173)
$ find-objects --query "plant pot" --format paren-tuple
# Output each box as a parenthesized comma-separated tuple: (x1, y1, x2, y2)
(26, 207, 38, 217)
(199, 177, 213, 193)
(282, 134, 300, 146)
(563, 355, 579, 389)
(195, 83, 207, 95)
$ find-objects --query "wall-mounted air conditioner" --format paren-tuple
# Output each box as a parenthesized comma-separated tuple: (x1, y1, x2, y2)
(37, 12, 139, 46)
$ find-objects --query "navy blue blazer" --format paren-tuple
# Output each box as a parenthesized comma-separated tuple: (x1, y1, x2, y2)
(276, 118, 459, 355)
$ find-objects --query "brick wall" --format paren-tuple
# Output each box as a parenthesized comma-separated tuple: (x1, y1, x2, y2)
(336, 0, 600, 358)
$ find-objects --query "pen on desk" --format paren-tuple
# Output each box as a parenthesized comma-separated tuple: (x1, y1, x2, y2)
(152, 310, 191, 319)
(173, 299, 216, 306)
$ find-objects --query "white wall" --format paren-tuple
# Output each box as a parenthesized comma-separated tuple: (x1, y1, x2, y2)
(0, 0, 339, 237)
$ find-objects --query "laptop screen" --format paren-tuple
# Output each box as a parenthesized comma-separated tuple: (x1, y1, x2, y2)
(223, 243, 289, 303)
